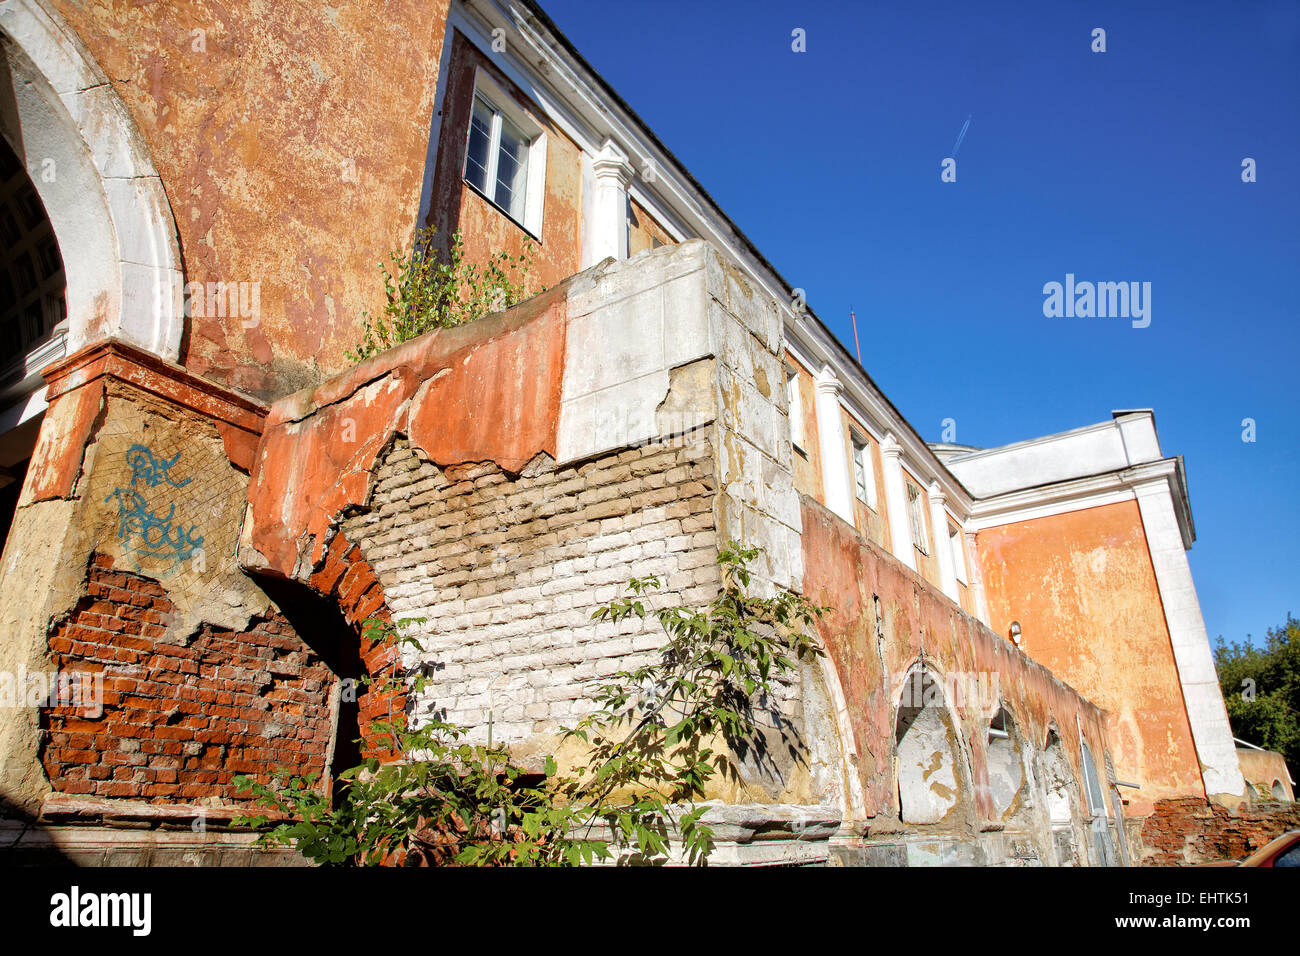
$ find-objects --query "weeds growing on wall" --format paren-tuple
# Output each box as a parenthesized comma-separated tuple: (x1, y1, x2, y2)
(233, 543, 827, 866)
(346, 226, 538, 363)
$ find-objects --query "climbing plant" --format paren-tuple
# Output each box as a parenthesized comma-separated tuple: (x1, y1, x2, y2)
(233, 543, 826, 866)
(346, 226, 539, 364)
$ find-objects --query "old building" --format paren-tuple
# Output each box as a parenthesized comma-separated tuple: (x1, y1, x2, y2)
(0, 0, 1286, 865)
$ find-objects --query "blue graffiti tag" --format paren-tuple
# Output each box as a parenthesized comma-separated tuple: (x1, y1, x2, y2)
(105, 444, 203, 566)
(125, 444, 193, 489)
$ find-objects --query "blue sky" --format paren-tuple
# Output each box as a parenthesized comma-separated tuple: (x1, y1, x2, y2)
(539, 0, 1300, 647)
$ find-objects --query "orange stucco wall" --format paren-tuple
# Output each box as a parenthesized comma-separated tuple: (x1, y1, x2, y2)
(51, 0, 452, 399)
(974, 499, 1205, 814)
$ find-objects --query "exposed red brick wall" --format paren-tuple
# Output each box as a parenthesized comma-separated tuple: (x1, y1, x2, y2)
(42, 555, 337, 802)
(1139, 797, 1300, 866)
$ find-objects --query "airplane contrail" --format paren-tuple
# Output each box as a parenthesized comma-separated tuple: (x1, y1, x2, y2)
(951, 114, 972, 156)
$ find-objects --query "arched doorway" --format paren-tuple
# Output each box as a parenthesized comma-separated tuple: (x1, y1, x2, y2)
(0, 0, 184, 557)
(1039, 727, 1083, 865)
(0, 131, 61, 554)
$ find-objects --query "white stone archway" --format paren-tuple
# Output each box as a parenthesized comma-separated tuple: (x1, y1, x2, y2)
(0, 0, 182, 421)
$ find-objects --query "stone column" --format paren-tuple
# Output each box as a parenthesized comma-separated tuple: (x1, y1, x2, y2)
(813, 365, 854, 524)
(591, 138, 634, 263)
(929, 481, 958, 601)
(879, 432, 915, 570)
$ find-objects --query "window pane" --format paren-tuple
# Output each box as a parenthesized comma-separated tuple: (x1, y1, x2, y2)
(853, 443, 868, 502)
(853, 439, 876, 507)
(465, 99, 494, 194)
(495, 115, 529, 222)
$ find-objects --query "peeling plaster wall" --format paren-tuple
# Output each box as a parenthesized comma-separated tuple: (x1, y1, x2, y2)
(974, 500, 1206, 815)
(800, 499, 1119, 866)
(628, 197, 675, 257)
(47, 0, 451, 398)
(0, 344, 302, 814)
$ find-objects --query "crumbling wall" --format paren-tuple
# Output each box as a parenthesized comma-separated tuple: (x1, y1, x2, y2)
(239, 241, 826, 817)
(0, 343, 392, 838)
(343, 435, 720, 748)
(800, 498, 1119, 866)
(42, 555, 337, 803)
(1137, 796, 1300, 866)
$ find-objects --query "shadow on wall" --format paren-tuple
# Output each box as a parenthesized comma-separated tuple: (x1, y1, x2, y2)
(0, 792, 73, 865)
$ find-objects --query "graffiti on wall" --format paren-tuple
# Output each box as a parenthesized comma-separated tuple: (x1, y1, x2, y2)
(105, 444, 204, 568)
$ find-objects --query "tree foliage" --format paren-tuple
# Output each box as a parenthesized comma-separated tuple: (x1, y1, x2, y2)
(346, 226, 538, 364)
(1214, 614, 1300, 785)
(233, 543, 826, 865)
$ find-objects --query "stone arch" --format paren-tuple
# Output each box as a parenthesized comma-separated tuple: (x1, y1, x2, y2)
(802, 646, 867, 822)
(0, 0, 183, 378)
(893, 663, 972, 825)
(1272, 779, 1287, 802)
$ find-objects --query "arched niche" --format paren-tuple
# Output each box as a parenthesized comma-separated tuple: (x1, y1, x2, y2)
(1039, 727, 1079, 827)
(894, 666, 970, 825)
(985, 704, 1025, 819)
(0, 0, 182, 416)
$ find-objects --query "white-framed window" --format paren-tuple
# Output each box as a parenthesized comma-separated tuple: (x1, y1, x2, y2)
(906, 482, 929, 555)
(462, 74, 547, 236)
(787, 368, 806, 452)
(950, 524, 968, 584)
(852, 434, 877, 509)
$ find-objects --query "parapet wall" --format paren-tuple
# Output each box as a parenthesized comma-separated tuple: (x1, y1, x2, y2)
(801, 499, 1126, 866)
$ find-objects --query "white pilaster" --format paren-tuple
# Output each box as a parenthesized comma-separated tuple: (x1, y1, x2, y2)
(879, 433, 915, 570)
(813, 365, 854, 524)
(591, 138, 633, 263)
(1133, 478, 1245, 799)
(929, 481, 959, 601)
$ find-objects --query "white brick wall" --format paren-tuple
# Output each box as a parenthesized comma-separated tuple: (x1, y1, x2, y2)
(342, 436, 722, 743)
